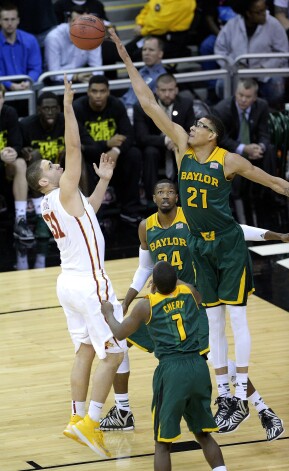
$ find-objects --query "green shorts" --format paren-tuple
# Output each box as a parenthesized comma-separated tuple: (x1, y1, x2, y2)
(187, 224, 254, 306)
(152, 353, 218, 441)
(127, 322, 154, 353)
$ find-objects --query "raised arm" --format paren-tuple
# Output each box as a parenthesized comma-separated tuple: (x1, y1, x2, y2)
(59, 76, 83, 212)
(240, 224, 289, 242)
(122, 220, 154, 314)
(225, 152, 289, 197)
(88, 153, 114, 213)
(108, 28, 189, 168)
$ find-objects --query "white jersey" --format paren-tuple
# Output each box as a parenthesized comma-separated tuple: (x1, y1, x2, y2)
(41, 188, 105, 273)
(41, 188, 127, 358)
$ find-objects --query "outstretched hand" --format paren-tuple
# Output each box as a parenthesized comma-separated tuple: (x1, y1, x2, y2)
(108, 28, 131, 62)
(63, 74, 75, 106)
(93, 153, 114, 181)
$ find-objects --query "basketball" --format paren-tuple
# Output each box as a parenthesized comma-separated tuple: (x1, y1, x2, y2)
(70, 14, 105, 50)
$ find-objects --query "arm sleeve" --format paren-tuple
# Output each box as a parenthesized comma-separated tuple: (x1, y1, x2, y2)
(130, 247, 154, 292)
(240, 224, 267, 241)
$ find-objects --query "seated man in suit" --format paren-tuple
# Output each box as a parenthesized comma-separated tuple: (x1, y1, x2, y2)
(212, 77, 275, 224)
(134, 73, 195, 204)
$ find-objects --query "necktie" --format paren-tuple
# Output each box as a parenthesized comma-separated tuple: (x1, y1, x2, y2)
(240, 111, 250, 145)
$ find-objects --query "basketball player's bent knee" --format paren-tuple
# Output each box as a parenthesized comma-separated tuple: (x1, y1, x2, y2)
(106, 351, 124, 370)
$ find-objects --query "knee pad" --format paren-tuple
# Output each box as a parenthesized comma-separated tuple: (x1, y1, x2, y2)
(228, 305, 251, 367)
(206, 305, 228, 369)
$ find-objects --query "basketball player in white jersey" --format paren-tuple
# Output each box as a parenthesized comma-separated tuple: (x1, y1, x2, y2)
(26, 76, 127, 458)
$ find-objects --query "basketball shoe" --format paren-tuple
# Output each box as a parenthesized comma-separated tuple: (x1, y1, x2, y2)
(217, 396, 250, 433)
(258, 408, 285, 441)
(63, 414, 87, 446)
(213, 396, 232, 426)
(72, 414, 111, 457)
(100, 406, 135, 431)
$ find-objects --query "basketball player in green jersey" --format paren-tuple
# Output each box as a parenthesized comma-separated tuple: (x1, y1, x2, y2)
(109, 27, 289, 435)
(101, 178, 285, 440)
(101, 260, 228, 471)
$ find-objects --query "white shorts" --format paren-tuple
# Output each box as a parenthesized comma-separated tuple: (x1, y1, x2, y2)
(57, 270, 127, 359)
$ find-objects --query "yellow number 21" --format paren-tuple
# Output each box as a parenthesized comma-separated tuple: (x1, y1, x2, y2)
(187, 187, 208, 208)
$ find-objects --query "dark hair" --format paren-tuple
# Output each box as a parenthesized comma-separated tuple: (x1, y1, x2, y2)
(237, 77, 258, 92)
(143, 35, 165, 51)
(37, 91, 59, 106)
(202, 114, 225, 146)
(70, 5, 86, 16)
(153, 179, 178, 194)
(230, 0, 260, 17)
(156, 73, 177, 86)
(153, 261, 177, 295)
(88, 75, 109, 88)
(0, 2, 19, 15)
(26, 160, 44, 193)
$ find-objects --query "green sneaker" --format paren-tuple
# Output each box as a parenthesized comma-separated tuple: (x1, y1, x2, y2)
(34, 215, 51, 239)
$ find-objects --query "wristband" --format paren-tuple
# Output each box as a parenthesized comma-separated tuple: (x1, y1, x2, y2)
(112, 146, 120, 155)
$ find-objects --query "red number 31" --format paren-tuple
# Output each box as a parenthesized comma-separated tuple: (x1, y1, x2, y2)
(43, 211, 65, 239)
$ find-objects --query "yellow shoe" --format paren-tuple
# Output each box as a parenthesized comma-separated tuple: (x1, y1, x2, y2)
(73, 414, 111, 458)
(63, 414, 87, 446)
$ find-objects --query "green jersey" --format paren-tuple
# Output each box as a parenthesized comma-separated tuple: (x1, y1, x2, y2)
(179, 146, 236, 238)
(146, 284, 200, 360)
(146, 207, 194, 283)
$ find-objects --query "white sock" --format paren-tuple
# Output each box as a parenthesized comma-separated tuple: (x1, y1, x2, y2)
(88, 400, 103, 423)
(213, 467, 227, 471)
(71, 400, 85, 417)
(15, 201, 27, 221)
(115, 393, 130, 411)
(216, 374, 232, 398)
(16, 253, 29, 270)
(32, 197, 43, 215)
(248, 391, 268, 413)
(235, 373, 248, 400)
(34, 253, 46, 269)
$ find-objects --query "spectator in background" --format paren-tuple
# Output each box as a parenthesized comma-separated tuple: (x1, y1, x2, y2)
(44, 5, 102, 85)
(198, 0, 237, 104)
(54, 0, 109, 25)
(73, 75, 143, 223)
(0, 2, 42, 91)
(0, 83, 35, 241)
(53, 0, 118, 77)
(212, 78, 275, 225)
(125, 0, 197, 61)
(214, 0, 289, 108)
(134, 73, 195, 204)
(274, 0, 289, 38)
(7, 0, 57, 53)
(122, 36, 167, 123)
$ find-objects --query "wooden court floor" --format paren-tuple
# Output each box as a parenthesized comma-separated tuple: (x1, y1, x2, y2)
(1, 258, 289, 471)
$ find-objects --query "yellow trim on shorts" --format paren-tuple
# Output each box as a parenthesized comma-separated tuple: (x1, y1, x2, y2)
(202, 427, 219, 432)
(202, 300, 222, 307)
(199, 346, 210, 356)
(126, 337, 149, 352)
(203, 267, 255, 306)
(157, 429, 182, 442)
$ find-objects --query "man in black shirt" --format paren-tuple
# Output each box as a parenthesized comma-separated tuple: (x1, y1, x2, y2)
(73, 75, 142, 223)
